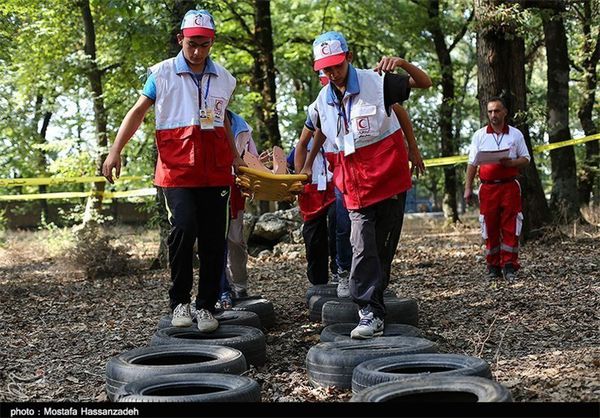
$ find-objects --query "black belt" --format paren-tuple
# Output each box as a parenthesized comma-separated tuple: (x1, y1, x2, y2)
(481, 177, 516, 184)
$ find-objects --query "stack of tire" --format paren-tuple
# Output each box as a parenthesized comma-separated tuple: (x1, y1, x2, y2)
(305, 284, 513, 402)
(105, 295, 275, 402)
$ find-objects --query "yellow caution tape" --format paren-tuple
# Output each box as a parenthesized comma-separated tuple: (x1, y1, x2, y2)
(422, 132, 599, 167)
(533, 133, 600, 153)
(0, 133, 597, 201)
(108, 188, 156, 199)
(424, 155, 468, 167)
(0, 175, 146, 187)
(0, 188, 156, 202)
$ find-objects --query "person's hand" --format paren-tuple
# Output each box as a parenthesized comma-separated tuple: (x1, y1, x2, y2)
(499, 157, 514, 168)
(374, 56, 405, 75)
(464, 187, 473, 205)
(408, 146, 425, 178)
(233, 156, 247, 174)
(299, 165, 312, 184)
(102, 152, 121, 184)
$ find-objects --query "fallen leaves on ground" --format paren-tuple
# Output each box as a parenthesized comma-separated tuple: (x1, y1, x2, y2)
(0, 222, 598, 402)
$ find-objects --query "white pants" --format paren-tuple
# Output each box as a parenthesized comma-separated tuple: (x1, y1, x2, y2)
(226, 209, 249, 293)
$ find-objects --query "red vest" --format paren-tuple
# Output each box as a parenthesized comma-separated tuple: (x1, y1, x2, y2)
(155, 126, 233, 187)
(336, 130, 410, 210)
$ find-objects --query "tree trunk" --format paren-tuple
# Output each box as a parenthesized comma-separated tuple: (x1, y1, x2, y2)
(576, 0, 600, 208)
(80, 0, 108, 223)
(253, 0, 284, 212)
(475, 0, 551, 239)
(428, 0, 460, 223)
(33, 94, 52, 222)
(254, 0, 281, 150)
(541, 6, 579, 222)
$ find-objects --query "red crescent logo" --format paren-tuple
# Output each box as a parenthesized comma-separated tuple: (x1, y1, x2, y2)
(321, 43, 330, 56)
(215, 100, 223, 111)
(357, 118, 368, 129)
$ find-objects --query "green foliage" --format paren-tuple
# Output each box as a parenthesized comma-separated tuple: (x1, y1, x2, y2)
(0, 0, 597, 222)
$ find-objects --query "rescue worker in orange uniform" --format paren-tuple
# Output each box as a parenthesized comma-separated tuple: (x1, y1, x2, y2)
(464, 96, 530, 282)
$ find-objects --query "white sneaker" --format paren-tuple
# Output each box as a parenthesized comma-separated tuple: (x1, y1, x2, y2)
(350, 309, 384, 339)
(330, 273, 339, 284)
(171, 303, 193, 327)
(336, 270, 350, 298)
(196, 308, 219, 332)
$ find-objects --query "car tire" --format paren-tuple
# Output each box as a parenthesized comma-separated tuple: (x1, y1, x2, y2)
(350, 376, 512, 402)
(157, 310, 262, 330)
(320, 323, 423, 343)
(232, 298, 275, 329)
(117, 373, 261, 402)
(150, 325, 266, 367)
(321, 297, 418, 327)
(306, 336, 437, 389)
(351, 353, 492, 393)
(105, 344, 247, 401)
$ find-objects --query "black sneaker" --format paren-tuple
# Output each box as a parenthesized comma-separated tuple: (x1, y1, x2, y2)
(503, 264, 517, 282)
(487, 265, 502, 280)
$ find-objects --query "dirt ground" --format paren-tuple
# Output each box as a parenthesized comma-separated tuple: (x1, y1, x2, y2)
(0, 218, 598, 403)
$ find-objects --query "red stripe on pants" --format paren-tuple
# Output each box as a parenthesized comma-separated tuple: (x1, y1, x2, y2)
(479, 180, 522, 270)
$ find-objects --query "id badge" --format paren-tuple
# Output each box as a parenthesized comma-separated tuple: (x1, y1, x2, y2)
(343, 131, 355, 156)
(317, 173, 327, 191)
(200, 107, 215, 130)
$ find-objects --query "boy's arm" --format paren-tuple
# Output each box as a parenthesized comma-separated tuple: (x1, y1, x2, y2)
(224, 115, 247, 173)
(300, 128, 326, 179)
(374, 57, 432, 89)
(102, 95, 154, 184)
(392, 103, 425, 177)
(294, 126, 313, 175)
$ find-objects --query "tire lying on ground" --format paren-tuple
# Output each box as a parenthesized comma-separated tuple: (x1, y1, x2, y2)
(320, 323, 423, 343)
(305, 285, 396, 306)
(351, 353, 492, 393)
(150, 325, 266, 367)
(321, 297, 418, 327)
(157, 310, 262, 330)
(308, 295, 340, 323)
(117, 373, 261, 402)
(305, 284, 338, 306)
(306, 336, 437, 389)
(231, 298, 275, 330)
(350, 376, 512, 402)
(105, 345, 247, 401)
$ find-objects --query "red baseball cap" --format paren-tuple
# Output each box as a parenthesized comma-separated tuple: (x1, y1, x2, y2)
(312, 31, 348, 71)
(181, 10, 215, 39)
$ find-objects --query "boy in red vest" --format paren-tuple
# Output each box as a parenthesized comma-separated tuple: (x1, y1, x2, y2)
(102, 10, 244, 332)
(304, 31, 431, 339)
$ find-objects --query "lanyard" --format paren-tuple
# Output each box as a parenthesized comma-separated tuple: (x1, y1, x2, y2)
(492, 132, 504, 149)
(191, 69, 211, 110)
(336, 95, 353, 135)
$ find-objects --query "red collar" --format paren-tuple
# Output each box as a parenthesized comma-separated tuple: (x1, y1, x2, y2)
(486, 124, 509, 134)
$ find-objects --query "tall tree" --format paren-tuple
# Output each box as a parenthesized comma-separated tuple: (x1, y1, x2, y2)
(32, 94, 53, 221)
(221, 0, 281, 149)
(475, 0, 551, 238)
(79, 0, 108, 223)
(574, 0, 600, 208)
(424, 0, 473, 223)
(254, 0, 280, 149)
(540, 2, 579, 221)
